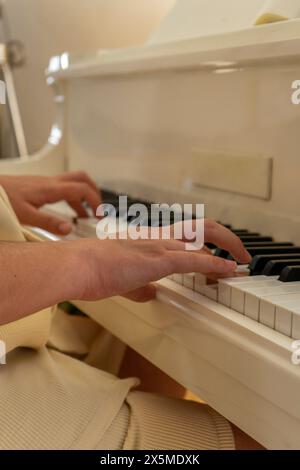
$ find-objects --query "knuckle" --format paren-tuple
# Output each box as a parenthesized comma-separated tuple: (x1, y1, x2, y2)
(76, 170, 88, 179)
(75, 182, 89, 197)
(204, 218, 217, 231)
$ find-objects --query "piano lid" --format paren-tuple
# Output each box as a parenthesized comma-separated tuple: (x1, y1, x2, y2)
(47, 17, 300, 80)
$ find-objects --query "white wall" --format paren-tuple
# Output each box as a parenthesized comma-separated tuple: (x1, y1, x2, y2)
(1, 0, 175, 153)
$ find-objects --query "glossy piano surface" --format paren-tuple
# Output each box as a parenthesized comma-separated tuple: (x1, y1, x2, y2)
(6, 15, 300, 449)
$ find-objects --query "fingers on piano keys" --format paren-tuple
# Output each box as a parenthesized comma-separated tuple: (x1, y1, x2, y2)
(72, 189, 300, 341)
(169, 224, 300, 341)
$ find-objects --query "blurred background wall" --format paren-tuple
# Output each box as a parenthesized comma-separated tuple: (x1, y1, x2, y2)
(149, 0, 265, 44)
(0, 0, 266, 155)
(0, 0, 176, 153)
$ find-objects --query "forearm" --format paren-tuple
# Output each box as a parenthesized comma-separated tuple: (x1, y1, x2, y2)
(0, 241, 80, 325)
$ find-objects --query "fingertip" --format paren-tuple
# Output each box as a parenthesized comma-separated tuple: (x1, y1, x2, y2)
(224, 260, 238, 272)
(58, 221, 72, 235)
(209, 257, 237, 274)
(239, 250, 252, 265)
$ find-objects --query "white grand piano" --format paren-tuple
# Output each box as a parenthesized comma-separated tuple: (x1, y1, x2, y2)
(1, 0, 300, 450)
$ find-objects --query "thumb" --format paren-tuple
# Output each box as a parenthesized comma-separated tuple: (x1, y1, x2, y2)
(24, 206, 73, 235)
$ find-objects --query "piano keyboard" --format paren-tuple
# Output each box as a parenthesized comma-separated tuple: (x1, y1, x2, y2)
(43, 188, 300, 343)
(168, 272, 300, 339)
(168, 221, 300, 341)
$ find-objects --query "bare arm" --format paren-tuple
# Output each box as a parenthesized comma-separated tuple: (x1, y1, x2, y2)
(0, 241, 79, 325)
(0, 221, 251, 326)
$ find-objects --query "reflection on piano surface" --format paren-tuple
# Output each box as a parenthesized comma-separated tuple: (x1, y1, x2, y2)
(2, 5, 300, 449)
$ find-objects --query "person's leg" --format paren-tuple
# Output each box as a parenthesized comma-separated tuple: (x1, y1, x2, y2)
(119, 347, 186, 398)
(119, 348, 265, 450)
(231, 424, 265, 450)
(117, 391, 265, 450)
(122, 391, 235, 450)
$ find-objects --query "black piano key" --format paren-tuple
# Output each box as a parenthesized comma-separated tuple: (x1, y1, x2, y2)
(239, 236, 273, 243)
(229, 246, 300, 259)
(243, 242, 293, 248)
(279, 266, 300, 283)
(214, 248, 231, 259)
(217, 223, 232, 229)
(263, 259, 300, 276)
(215, 243, 292, 260)
(250, 253, 300, 275)
(206, 243, 216, 249)
(231, 230, 250, 235)
(101, 189, 119, 200)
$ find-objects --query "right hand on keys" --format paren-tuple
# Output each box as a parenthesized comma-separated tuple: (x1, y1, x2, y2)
(70, 219, 251, 302)
(0, 219, 251, 325)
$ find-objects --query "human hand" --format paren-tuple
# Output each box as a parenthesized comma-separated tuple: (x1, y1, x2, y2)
(0, 171, 101, 235)
(71, 219, 251, 303)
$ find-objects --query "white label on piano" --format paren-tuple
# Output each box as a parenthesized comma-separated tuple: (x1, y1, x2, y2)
(190, 150, 273, 200)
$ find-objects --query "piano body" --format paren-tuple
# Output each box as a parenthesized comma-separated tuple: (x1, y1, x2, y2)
(1, 2, 300, 449)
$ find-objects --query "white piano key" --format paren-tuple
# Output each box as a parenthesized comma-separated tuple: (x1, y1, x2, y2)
(231, 288, 246, 314)
(275, 306, 293, 337)
(260, 293, 300, 330)
(200, 284, 218, 301)
(173, 274, 183, 285)
(218, 276, 270, 307)
(230, 278, 280, 314)
(244, 283, 300, 321)
(43, 201, 77, 221)
(244, 294, 260, 321)
(194, 273, 207, 293)
(76, 217, 98, 237)
(260, 300, 276, 329)
(218, 283, 231, 307)
(183, 273, 195, 290)
(236, 265, 250, 274)
(292, 308, 300, 339)
(76, 216, 128, 238)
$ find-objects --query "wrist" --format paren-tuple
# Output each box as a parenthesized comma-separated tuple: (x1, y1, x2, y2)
(59, 239, 98, 301)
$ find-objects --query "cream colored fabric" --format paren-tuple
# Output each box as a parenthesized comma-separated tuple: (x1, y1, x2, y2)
(123, 392, 234, 450)
(0, 347, 136, 450)
(0, 185, 235, 450)
(97, 392, 235, 450)
(0, 187, 54, 353)
(48, 308, 127, 375)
